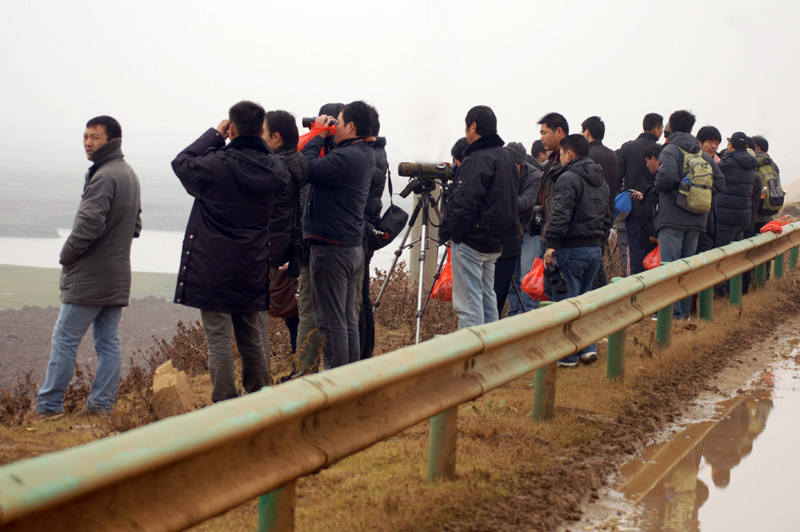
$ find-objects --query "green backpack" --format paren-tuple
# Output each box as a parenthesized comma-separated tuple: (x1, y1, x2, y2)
(755, 155, 784, 215)
(675, 147, 713, 214)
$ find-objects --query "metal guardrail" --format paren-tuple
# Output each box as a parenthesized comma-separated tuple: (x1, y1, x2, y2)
(0, 223, 798, 531)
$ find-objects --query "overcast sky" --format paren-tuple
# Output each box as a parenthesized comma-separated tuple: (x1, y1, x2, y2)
(2, 0, 798, 193)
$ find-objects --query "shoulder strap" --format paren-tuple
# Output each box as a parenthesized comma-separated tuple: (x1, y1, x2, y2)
(386, 169, 395, 206)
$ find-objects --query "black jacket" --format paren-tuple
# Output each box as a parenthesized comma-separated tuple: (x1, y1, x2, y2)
(302, 135, 374, 247)
(517, 162, 542, 230)
(545, 157, 610, 250)
(588, 140, 618, 218)
(533, 150, 563, 244)
(269, 147, 309, 267)
(654, 132, 724, 232)
(716, 149, 757, 227)
(441, 133, 517, 254)
(365, 137, 388, 240)
(172, 130, 289, 313)
(617, 132, 659, 217)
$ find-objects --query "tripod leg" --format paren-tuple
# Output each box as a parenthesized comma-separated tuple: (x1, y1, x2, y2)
(421, 245, 449, 317)
(510, 277, 528, 313)
(373, 202, 422, 309)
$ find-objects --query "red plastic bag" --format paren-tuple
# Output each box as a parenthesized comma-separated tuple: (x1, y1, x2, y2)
(760, 215, 791, 234)
(643, 245, 660, 270)
(431, 249, 453, 301)
(521, 257, 548, 301)
(297, 124, 336, 153)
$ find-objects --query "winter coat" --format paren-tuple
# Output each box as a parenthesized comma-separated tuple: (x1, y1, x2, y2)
(60, 139, 142, 306)
(172, 130, 289, 313)
(716, 149, 757, 227)
(365, 137, 388, 234)
(302, 136, 374, 247)
(616, 132, 659, 217)
(269, 147, 309, 267)
(534, 151, 563, 245)
(587, 140, 618, 217)
(440, 133, 517, 254)
(517, 162, 542, 230)
(653, 132, 724, 233)
(545, 157, 610, 250)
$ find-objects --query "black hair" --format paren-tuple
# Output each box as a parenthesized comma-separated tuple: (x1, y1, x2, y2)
(752, 135, 769, 152)
(668, 110, 696, 134)
(86, 115, 122, 140)
(451, 137, 469, 161)
(341, 101, 374, 138)
(746, 137, 757, 151)
(538, 112, 569, 135)
(265, 110, 299, 150)
(643, 143, 663, 160)
(581, 116, 605, 140)
(530, 139, 546, 157)
(642, 113, 663, 133)
(318, 102, 345, 118)
(560, 134, 589, 158)
(465, 105, 497, 136)
(229, 100, 266, 137)
(368, 107, 380, 137)
(696, 126, 721, 143)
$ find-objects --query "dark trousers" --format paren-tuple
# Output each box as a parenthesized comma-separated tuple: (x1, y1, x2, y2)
(626, 216, 646, 275)
(285, 316, 299, 353)
(310, 245, 363, 369)
(493, 254, 519, 317)
(358, 249, 375, 360)
(201, 310, 270, 403)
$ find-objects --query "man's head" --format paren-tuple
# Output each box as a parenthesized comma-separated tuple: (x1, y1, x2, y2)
(538, 112, 569, 152)
(505, 142, 527, 175)
(643, 113, 664, 139)
(696, 125, 721, 158)
(368, 108, 381, 139)
(229, 100, 266, 139)
(558, 134, 589, 167)
(530, 140, 546, 163)
(264, 110, 299, 151)
(644, 143, 662, 174)
(581, 116, 605, 142)
(451, 137, 469, 166)
(84, 115, 121, 161)
(727, 131, 749, 152)
(335, 100, 374, 144)
(464, 105, 497, 144)
(667, 110, 696, 134)
(752, 135, 769, 153)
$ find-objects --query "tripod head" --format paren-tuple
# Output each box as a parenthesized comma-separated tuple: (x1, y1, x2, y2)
(397, 162, 454, 198)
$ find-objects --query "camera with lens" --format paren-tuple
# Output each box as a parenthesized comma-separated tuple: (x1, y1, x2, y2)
(545, 260, 568, 295)
(302, 117, 339, 128)
(397, 162, 454, 198)
(533, 205, 544, 226)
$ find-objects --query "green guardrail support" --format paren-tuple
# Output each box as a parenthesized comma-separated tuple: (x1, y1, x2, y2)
(729, 274, 743, 306)
(790, 247, 799, 270)
(606, 277, 625, 380)
(754, 263, 767, 287)
(428, 407, 458, 482)
(656, 306, 672, 347)
(531, 301, 557, 421)
(258, 481, 296, 532)
(699, 288, 713, 321)
(775, 252, 785, 279)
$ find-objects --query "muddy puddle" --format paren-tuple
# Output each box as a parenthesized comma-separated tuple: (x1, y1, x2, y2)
(583, 353, 800, 531)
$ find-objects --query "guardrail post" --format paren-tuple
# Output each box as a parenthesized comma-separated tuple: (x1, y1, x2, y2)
(699, 288, 713, 321)
(729, 275, 743, 306)
(754, 263, 766, 287)
(531, 363, 557, 421)
(606, 277, 625, 380)
(428, 407, 458, 482)
(258, 481, 296, 532)
(790, 247, 799, 270)
(656, 306, 672, 347)
(774, 252, 785, 279)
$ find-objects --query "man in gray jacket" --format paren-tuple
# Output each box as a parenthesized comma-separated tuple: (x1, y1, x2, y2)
(35, 116, 142, 418)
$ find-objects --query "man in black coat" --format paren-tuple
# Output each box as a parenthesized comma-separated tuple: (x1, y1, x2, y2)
(172, 101, 289, 402)
(302, 101, 376, 368)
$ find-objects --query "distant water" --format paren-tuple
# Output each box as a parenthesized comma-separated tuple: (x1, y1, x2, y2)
(0, 229, 407, 275)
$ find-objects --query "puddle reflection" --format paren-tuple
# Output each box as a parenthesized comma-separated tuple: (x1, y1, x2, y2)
(617, 372, 778, 531)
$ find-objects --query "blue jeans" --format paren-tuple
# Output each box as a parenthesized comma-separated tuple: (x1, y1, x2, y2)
(451, 241, 501, 329)
(310, 245, 363, 369)
(36, 303, 122, 414)
(658, 227, 700, 319)
(508, 234, 541, 315)
(552, 247, 602, 362)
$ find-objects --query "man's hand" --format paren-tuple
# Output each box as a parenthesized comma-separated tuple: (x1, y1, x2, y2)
(217, 119, 231, 140)
(315, 115, 335, 138)
(649, 236, 659, 244)
(544, 247, 556, 266)
(630, 190, 644, 202)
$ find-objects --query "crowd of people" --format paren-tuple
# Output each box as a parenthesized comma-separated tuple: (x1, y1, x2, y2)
(32, 103, 785, 417)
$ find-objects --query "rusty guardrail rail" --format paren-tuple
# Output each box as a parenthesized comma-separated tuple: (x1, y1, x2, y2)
(0, 222, 798, 531)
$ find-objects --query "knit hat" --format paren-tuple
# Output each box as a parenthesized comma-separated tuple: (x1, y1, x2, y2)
(505, 142, 527, 166)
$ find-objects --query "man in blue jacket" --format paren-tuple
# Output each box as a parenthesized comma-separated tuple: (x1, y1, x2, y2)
(441, 106, 517, 329)
(303, 101, 376, 368)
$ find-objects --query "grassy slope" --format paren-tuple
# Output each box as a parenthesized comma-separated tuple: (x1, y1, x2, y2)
(0, 264, 177, 309)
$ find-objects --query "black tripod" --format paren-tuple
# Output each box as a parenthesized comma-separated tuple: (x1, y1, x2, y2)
(374, 180, 448, 344)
